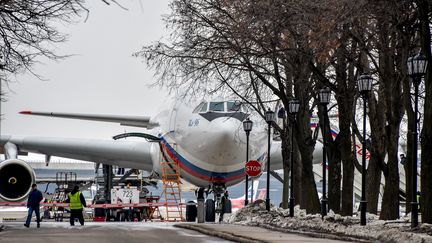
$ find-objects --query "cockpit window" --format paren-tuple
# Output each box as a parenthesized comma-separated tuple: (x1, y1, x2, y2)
(193, 102, 207, 113)
(199, 102, 208, 112)
(227, 101, 242, 112)
(194, 101, 244, 113)
(209, 102, 224, 112)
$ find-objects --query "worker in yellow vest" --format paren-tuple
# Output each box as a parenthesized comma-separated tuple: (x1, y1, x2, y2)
(417, 191, 422, 212)
(66, 185, 87, 226)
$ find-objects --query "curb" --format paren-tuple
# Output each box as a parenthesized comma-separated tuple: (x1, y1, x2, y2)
(174, 224, 263, 243)
(175, 223, 371, 243)
(253, 223, 371, 243)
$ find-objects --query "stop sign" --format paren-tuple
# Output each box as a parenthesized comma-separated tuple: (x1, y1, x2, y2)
(245, 160, 262, 177)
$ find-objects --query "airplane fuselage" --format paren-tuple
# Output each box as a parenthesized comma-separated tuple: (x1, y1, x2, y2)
(149, 100, 269, 188)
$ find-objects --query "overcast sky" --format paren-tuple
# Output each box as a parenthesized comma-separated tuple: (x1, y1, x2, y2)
(0, 0, 172, 139)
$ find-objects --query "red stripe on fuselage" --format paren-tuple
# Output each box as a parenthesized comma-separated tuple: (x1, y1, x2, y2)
(160, 143, 244, 183)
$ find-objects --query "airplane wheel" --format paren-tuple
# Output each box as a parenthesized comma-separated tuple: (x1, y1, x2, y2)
(205, 199, 215, 222)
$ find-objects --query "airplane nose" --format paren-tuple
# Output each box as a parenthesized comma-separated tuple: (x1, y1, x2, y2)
(206, 118, 243, 163)
(209, 117, 240, 141)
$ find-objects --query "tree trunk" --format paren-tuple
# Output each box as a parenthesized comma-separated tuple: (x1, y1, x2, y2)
(341, 135, 354, 216)
(366, 156, 382, 214)
(282, 161, 289, 209)
(380, 130, 400, 220)
(338, 97, 355, 216)
(399, 30, 413, 215)
(293, 142, 302, 207)
(294, 82, 320, 213)
(335, 76, 355, 216)
(401, 55, 415, 215)
(327, 141, 342, 213)
(419, 0, 432, 224)
(318, 102, 342, 214)
(380, 24, 407, 220)
(377, 21, 406, 219)
(297, 131, 320, 213)
(370, 22, 390, 219)
(332, 33, 355, 216)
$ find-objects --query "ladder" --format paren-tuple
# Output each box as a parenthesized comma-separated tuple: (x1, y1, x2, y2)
(160, 143, 184, 221)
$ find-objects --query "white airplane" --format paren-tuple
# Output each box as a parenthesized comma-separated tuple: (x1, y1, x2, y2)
(0, 98, 324, 220)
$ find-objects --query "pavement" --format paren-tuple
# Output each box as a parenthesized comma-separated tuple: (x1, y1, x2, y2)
(0, 221, 233, 243)
(0, 221, 356, 242)
(175, 223, 353, 243)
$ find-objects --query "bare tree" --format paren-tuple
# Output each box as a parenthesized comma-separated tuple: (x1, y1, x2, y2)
(0, 0, 126, 92)
(137, 0, 322, 213)
(139, 0, 429, 221)
(0, 0, 88, 83)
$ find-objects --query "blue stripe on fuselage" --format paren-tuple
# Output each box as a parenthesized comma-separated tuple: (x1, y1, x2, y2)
(159, 136, 245, 180)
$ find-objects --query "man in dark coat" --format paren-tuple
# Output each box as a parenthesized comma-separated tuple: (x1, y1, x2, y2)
(219, 191, 229, 223)
(66, 185, 87, 226)
(25, 184, 43, 228)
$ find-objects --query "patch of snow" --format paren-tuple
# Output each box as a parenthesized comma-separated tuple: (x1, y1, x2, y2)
(227, 200, 432, 243)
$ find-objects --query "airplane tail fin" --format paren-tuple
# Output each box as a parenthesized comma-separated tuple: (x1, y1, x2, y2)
(233, 179, 260, 201)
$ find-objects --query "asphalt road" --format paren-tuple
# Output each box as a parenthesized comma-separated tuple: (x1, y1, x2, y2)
(0, 222, 233, 243)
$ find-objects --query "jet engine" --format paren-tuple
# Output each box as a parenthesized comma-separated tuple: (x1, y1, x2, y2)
(0, 159, 36, 202)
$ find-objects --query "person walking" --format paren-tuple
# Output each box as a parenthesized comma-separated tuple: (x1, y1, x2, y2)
(24, 184, 43, 228)
(195, 188, 205, 223)
(66, 185, 87, 226)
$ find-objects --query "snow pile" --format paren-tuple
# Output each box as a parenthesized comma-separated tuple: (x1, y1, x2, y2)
(228, 200, 432, 242)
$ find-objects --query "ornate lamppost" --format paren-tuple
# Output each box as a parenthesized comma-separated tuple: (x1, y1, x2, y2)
(243, 117, 253, 206)
(265, 108, 276, 211)
(357, 73, 373, 226)
(288, 99, 300, 217)
(319, 87, 331, 218)
(407, 53, 428, 228)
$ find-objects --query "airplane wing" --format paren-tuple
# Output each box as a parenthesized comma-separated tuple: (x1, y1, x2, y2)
(0, 135, 155, 172)
(19, 111, 159, 129)
(269, 139, 324, 171)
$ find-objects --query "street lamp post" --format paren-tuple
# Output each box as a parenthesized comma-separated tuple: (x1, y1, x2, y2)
(265, 108, 276, 211)
(288, 99, 300, 217)
(243, 117, 253, 206)
(407, 53, 428, 228)
(319, 88, 331, 219)
(357, 73, 373, 226)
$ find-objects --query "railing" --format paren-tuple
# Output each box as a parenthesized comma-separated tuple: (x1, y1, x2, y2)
(0, 202, 196, 208)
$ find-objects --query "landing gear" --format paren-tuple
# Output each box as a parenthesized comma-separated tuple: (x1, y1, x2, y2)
(209, 184, 232, 223)
(205, 199, 216, 222)
(191, 185, 232, 223)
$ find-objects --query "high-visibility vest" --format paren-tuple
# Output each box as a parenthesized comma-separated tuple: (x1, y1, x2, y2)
(69, 192, 83, 210)
(417, 194, 421, 210)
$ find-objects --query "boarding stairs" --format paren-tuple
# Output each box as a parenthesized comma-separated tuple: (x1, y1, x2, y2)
(160, 143, 184, 221)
